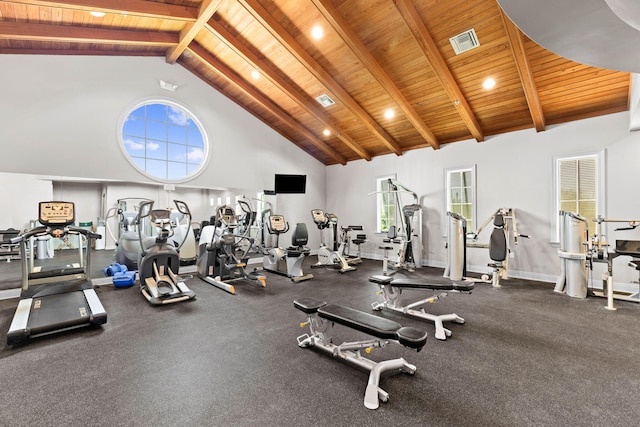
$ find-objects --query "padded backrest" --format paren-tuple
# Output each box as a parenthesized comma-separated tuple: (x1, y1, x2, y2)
(291, 223, 308, 247)
(489, 214, 507, 262)
(387, 225, 397, 240)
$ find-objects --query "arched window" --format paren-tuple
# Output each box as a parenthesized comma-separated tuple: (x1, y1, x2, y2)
(120, 100, 209, 182)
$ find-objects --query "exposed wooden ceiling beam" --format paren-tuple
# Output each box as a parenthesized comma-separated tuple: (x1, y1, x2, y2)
(6, 0, 197, 20)
(187, 44, 348, 166)
(393, 0, 485, 142)
(311, 0, 440, 150)
(208, 19, 370, 161)
(166, 0, 222, 64)
(0, 48, 164, 56)
(0, 21, 177, 46)
(240, 0, 402, 156)
(499, 9, 546, 132)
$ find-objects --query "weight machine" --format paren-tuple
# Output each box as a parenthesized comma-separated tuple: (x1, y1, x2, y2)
(369, 179, 422, 275)
(445, 208, 528, 286)
(555, 211, 640, 310)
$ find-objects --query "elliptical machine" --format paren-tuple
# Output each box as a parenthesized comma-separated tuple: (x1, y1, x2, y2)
(105, 198, 153, 271)
(136, 200, 196, 305)
(262, 214, 313, 282)
(170, 208, 197, 266)
(310, 209, 356, 273)
(197, 205, 267, 294)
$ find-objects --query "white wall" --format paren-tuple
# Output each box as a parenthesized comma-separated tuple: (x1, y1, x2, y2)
(327, 111, 640, 284)
(0, 55, 326, 249)
(0, 173, 52, 230)
(3, 55, 640, 287)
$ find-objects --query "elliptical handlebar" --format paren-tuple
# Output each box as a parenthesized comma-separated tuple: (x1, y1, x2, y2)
(137, 200, 154, 256)
(173, 200, 192, 251)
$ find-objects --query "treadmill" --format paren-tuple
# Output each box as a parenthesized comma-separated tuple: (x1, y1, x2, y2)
(7, 201, 107, 345)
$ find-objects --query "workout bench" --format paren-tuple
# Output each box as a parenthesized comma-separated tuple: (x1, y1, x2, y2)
(294, 297, 427, 410)
(369, 275, 474, 341)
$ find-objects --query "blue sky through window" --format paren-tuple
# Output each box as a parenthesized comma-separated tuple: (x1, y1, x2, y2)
(121, 101, 208, 182)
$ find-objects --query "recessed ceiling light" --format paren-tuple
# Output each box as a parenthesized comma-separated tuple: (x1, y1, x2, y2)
(90, 11, 105, 17)
(323, 129, 331, 136)
(251, 69, 260, 80)
(483, 78, 496, 89)
(311, 25, 324, 40)
(384, 109, 395, 119)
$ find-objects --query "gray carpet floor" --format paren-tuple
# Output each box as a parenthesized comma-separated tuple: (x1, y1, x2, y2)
(0, 251, 639, 426)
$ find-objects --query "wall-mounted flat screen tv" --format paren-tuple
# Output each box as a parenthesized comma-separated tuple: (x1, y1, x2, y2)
(274, 174, 306, 194)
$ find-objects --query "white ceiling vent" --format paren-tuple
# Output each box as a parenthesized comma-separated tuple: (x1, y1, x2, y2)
(449, 28, 480, 55)
(315, 94, 335, 107)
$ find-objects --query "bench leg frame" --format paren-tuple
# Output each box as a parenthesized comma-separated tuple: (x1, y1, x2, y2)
(372, 285, 465, 341)
(297, 314, 416, 410)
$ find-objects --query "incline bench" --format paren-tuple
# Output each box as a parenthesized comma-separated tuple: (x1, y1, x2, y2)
(369, 275, 474, 341)
(294, 297, 427, 410)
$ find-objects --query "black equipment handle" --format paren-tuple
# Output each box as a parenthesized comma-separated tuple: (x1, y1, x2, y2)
(10, 226, 47, 243)
(10, 225, 100, 244)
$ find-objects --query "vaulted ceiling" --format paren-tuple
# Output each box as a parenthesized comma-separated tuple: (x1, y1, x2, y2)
(0, 0, 631, 165)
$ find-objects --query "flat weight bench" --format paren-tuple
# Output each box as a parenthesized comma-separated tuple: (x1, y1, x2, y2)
(369, 275, 474, 341)
(294, 297, 427, 410)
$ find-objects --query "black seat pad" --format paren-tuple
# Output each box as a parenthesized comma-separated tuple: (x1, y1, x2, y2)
(293, 298, 326, 314)
(287, 247, 309, 257)
(369, 275, 393, 284)
(318, 304, 402, 340)
(396, 326, 428, 349)
(390, 279, 454, 290)
(453, 282, 475, 291)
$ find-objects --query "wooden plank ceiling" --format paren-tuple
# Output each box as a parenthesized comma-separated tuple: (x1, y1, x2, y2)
(0, 0, 630, 165)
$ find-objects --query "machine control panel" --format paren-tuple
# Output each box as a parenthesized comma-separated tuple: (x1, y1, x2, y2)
(311, 209, 326, 223)
(269, 215, 287, 232)
(38, 201, 75, 226)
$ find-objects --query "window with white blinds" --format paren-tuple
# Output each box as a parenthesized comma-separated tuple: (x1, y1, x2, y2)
(554, 151, 604, 240)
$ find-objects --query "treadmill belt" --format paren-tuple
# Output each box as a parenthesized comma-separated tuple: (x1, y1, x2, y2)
(29, 291, 90, 335)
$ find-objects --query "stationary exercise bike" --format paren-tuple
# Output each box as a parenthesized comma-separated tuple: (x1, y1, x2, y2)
(310, 209, 356, 273)
(197, 205, 267, 294)
(262, 213, 313, 282)
(136, 200, 196, 305)
(339, 225, 366, 266)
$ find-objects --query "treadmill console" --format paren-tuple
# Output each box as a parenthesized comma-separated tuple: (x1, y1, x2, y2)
(39, 201, 75, 226)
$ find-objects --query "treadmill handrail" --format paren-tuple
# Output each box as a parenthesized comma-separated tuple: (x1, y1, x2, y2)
(11, 225, 100, 244)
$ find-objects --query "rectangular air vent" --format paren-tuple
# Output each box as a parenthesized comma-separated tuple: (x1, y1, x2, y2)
(449, 28, 480, 55)
(315, 94, 335, 107)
